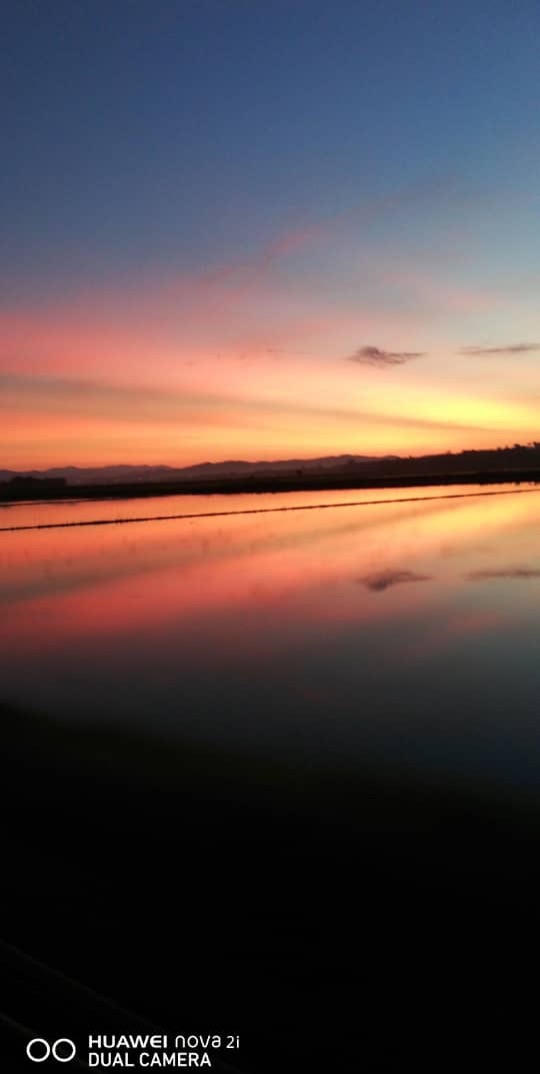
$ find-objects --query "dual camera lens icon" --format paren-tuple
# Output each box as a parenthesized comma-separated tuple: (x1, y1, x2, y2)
(26, 1039, 76, 1063)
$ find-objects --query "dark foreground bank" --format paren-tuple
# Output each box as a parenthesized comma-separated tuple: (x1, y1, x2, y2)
(1, 465, 540, 504)
(2, 701, 539, 1072)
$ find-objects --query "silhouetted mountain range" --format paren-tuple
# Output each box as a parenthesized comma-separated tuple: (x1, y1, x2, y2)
(0, 454, 383, 485)
(2, 443, 540, 488)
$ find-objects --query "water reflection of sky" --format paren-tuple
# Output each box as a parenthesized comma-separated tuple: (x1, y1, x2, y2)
(1, 485, 540, 789)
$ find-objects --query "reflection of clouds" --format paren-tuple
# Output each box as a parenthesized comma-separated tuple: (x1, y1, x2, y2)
(466, 566, 540, 581)
(359, 569, 432, 592)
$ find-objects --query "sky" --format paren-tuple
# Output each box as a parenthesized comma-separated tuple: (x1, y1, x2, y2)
(2, 0, 540, 470)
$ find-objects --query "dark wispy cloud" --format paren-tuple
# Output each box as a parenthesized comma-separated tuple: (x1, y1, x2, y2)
(359, 569, 432, 592)
(466, 566, 540, 581)
(459, 343, 540, 356)
(348, 345, 424, 367)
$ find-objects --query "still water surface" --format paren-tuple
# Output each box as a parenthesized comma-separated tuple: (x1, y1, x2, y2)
(2, 483, 540, 789)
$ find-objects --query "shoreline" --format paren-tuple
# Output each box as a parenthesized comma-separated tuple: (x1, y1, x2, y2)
(1, 465, 540, 505)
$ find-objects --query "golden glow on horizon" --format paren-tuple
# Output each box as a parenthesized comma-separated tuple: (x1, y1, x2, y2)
(2, 257, 540, 469)
(2, 380, 537, 471)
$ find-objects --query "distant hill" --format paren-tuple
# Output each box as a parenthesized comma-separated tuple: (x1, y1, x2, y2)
(0, 454, 382, 486)
(1, 443, 539, 496)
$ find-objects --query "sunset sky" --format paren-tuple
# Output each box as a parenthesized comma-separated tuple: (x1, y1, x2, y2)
(2, 1, 540, 470)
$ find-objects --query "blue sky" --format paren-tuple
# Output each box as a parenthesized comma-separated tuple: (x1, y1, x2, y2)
(2, 1, 540, 467)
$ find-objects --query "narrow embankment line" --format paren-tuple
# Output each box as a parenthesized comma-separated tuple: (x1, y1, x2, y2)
(1, 485, 539, 533)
